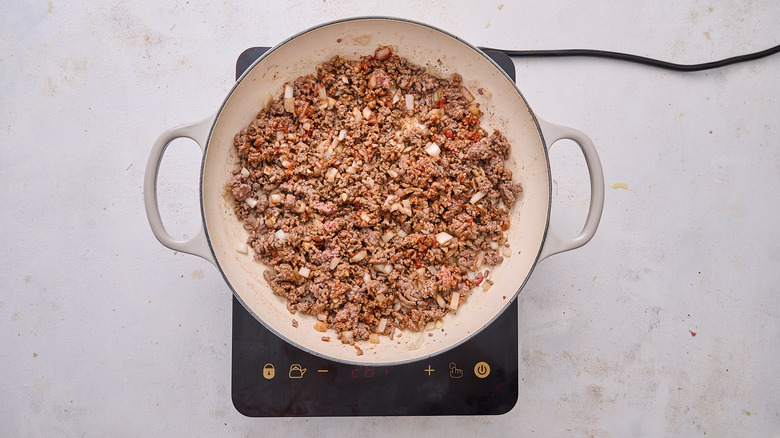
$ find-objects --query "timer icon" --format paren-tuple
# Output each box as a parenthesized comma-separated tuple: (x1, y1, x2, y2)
(474, 361, 490, 378)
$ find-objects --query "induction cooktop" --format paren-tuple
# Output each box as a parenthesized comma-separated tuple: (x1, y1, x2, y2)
(231, 47, 519, 417)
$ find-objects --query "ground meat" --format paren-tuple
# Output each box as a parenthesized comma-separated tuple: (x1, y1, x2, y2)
(226, 46, 523, 348)
(231, 183, 251, 201)
(499, 181, 524, 204)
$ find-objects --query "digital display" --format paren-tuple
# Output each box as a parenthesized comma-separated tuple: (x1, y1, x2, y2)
(350, 366, 389, 378)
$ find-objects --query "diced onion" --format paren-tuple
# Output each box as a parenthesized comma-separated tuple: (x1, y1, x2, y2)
(262, 93, 274, 110)
(284, 98, 294, 113)
(374, 46, 391, 60)
(482, 281, 493, 291)
(284, 83, 293, 99)
(341, 330, 354, 340)
(435, 293, 446, 308)
(490, 241, 500, 250)
(461, 86, 474, 102)
(469, 191, 486, 204)
(244, 197, 257, 208)
(383, 264, 393, 274)
(298, 266, 311, 278)
(360, 211, 371, 222)
(376, 293, 386, 303)
(325, 168, 338, 182)
(397, 229, 407, 238)
(363, 271, 371, 283)
(449, 292, 460, 310)
(350, 250, 367, 263)
(276, 131, 284, 141)
(392, 89, 401, 104)
(435, 320, 443, 329)
(338, 129, 347, 141)
(240, 167, 250, 177)
(502, 247, 512, 257)
(314, 321, 328, 332)
(269, 193, 282, 205)
(467, 104, 480, 115)
(475, 251, 485, 268)
(318, 83, 327, 100)
(387, 169, 398, 178)
(426, 108, 443, 120)
(235, 243, 249, 254)
(436, 232, 454, 245)
(377, 318, 388, 332)
(353, 107, 362, 123)
(405, 94, 414, 111)
(362, 107, 373, 119)
(317, 312, 328, 321)
(329, 257, 340, 270)
(424, 142, 441, 156)
(381, 231, 395, 242)
(275, 229, 288, 242)
(369, 333, 380, 344)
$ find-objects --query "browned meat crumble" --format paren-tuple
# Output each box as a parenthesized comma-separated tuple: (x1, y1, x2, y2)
(227, 47, 522, 346)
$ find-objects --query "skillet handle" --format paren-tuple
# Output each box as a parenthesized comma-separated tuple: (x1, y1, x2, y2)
(537, 119, 605, 261)
(144, 115, 217, 266)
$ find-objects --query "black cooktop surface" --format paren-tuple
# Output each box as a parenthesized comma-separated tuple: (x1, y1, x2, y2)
(231, 46, 519, 417)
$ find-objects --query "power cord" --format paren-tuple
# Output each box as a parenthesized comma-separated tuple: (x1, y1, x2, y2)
(481, 44, 780, 72)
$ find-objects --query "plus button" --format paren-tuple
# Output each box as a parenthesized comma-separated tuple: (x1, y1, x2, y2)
(424, 365, 435, 376)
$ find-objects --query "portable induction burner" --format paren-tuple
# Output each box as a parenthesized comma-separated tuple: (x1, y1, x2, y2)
(231, 47, 519, 417)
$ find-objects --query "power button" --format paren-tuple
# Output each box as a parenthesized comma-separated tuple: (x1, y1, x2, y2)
(474, 361, 490, 378)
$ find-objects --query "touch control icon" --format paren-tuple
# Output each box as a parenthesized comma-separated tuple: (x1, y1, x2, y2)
(262, 363, 275, 379)
(289, 364, 307, 379)
(474, 361, 490, 378)
(449, 362, 463, 379)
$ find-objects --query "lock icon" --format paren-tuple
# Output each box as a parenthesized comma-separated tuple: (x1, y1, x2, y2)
(288, 364, 307, 379)
(262, 363, 275, 380)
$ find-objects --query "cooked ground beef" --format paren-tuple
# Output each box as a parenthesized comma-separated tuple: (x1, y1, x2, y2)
(227, 47, 523, 347)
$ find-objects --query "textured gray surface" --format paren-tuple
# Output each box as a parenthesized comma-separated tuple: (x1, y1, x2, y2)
(1, 1, 778, 436)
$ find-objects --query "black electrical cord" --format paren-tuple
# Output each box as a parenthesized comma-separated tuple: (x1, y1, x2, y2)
(481, 44, 780, 72)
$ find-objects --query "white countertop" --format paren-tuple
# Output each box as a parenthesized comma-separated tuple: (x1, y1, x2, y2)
(2, 1, 779, 436)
